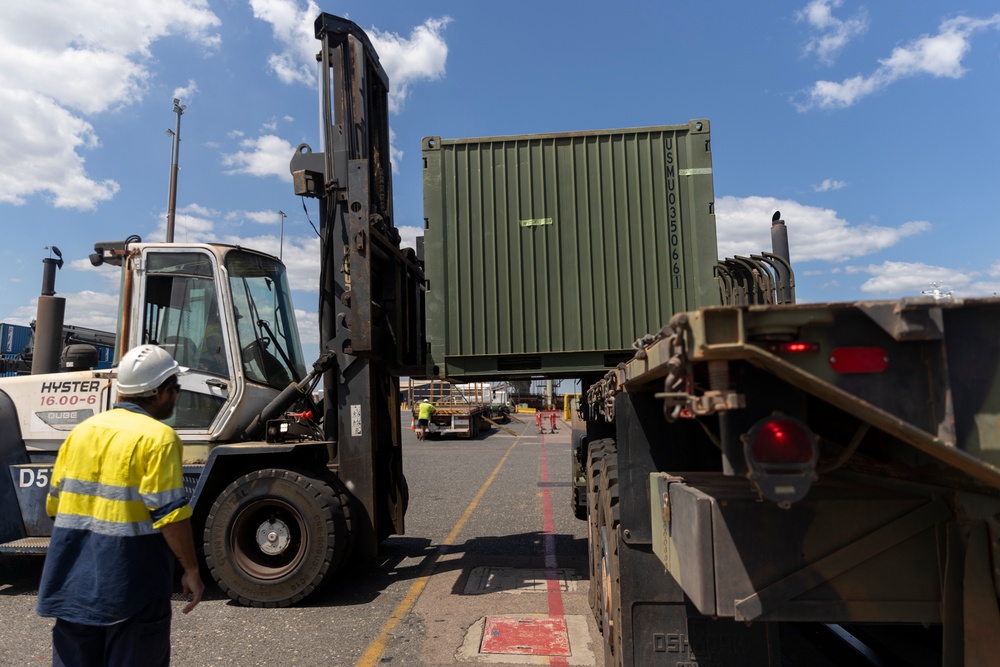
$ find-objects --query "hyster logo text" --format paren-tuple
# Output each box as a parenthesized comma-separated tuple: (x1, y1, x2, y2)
(40, 381, 101, 393)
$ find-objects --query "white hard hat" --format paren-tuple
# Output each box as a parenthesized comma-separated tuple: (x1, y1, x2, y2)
(117, 344, 187, 397)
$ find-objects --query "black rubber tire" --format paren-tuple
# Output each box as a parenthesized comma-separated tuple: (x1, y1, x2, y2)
(573, 486, 588, 520)
(597, 444, 623, 667)
(587, 439, 614, 626)
(203, 468, 351, 607)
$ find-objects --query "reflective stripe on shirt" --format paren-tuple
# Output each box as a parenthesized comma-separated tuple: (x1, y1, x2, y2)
(46, 407, 192, 530)
(54, 478, 190, 531)
(54, 512, 156, 537)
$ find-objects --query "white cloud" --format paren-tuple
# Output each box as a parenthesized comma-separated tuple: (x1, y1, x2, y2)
(389, 128, 403, 175)
(845, 260, 976, 296)
(294, 308, 319, 346)
(251, 2, 450, 113)
(246, 7, 449, 181)
(0, 1, 221, 210)
(172, 80, 199, 101)
(812, 178, 847, 192)
(149, 202, 218, 243)
(250, 0, 321, 86)
(230, 209, 286, 225)
(715, 195, 930, 262)
(796, 0, 869, 65)
(68, 257, 120, 276)
(369, 18, 451, 113)
(0, 89, 120, 209)
(798, 13, 1000, 109)
(397, 225, 422, 251)
(9, 290, 120, 331)
(221, 134, 297, 181)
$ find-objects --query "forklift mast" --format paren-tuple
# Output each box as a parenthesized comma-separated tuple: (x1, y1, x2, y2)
(290, 14, 425, 555)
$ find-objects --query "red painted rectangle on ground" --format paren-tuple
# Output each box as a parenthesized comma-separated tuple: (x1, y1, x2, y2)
(480, 616, 571, 656)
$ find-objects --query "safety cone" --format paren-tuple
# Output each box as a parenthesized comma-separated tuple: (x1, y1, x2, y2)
(409, 417, 415, 431)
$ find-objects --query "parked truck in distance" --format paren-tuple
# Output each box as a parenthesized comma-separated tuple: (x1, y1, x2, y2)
(406, 380, 509, 438)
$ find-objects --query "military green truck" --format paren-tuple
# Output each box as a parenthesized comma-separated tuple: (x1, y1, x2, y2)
(423, 120, 1000, 665)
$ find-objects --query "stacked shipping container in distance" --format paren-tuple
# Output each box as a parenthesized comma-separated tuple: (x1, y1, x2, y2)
(1, 323, 31, 376)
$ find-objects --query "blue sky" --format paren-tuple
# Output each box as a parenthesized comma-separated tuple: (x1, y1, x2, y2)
(1, 1, 999, 351)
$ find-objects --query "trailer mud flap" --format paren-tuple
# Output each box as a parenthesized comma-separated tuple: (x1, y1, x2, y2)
(651, 472, 948, 623)
(633, 602, 776, 667)
(620, 539, 776, 666)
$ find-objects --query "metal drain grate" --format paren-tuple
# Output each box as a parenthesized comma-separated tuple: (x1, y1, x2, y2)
(480, 616, 571, 656)
(463, 566, 576, 595)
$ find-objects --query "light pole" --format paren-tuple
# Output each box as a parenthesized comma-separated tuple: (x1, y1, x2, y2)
(278, 210, 287, 260)
(165, 98, 186, 243)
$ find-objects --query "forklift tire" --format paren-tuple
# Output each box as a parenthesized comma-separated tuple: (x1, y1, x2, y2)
(573, 486, 588, 520)
(203, 468, 351, 608)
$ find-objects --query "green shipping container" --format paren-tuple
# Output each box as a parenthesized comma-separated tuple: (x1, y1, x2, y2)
(422, 119, 720, 380)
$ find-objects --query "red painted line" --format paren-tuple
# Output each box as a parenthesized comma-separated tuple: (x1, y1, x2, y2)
(539, 433, 570, 666)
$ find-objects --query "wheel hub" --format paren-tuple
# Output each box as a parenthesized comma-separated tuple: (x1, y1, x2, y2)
(256, 518, 291, 555)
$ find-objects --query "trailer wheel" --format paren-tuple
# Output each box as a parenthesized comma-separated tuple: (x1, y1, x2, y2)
(587, 439, 613, 622)
(571, 437, 588, 520)
(572, 486, 587, 520)
(203, 468, 352, 607)
(597, 445, 623, 667)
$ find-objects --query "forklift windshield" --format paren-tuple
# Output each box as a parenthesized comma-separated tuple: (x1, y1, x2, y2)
(226, 251, 308, 390)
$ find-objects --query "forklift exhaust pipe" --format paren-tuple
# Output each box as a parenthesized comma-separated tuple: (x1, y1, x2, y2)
(33, 249, 66, 375)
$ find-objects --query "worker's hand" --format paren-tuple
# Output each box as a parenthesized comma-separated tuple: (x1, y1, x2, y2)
(180, 568, 205, 614)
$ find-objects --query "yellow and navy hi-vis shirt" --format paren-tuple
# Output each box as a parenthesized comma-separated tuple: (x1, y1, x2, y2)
(417, 402, 435, 420)
(36, 404, 192, 626)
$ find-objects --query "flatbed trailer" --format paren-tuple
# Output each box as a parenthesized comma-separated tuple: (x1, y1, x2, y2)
(427, 403, 488, 438)
(408, 380, 491, 438)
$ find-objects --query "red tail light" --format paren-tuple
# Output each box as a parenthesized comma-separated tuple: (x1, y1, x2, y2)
(750, 418, 815, 464)
(829, 347, 888, 374)
(765, 341, 820, 355)
(743, 415, 818, 507)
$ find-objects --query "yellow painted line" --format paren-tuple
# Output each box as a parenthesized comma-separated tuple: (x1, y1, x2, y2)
(353, 438, 520, 667)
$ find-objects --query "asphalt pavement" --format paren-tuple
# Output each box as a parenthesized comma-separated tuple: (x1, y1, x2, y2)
(0, 412, 601, 667)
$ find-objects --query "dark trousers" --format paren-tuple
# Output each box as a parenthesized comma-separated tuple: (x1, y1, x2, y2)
(52, 597, 172, 667)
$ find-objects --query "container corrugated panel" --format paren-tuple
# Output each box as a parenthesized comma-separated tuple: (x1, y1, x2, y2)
(0, 323, 31, 356)
(422, 120, 720, 379)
